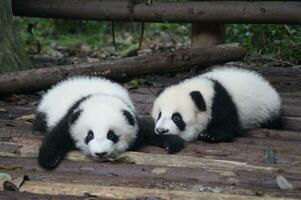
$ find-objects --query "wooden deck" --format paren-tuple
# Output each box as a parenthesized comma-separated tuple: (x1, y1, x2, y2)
(0, 65, 301, 199)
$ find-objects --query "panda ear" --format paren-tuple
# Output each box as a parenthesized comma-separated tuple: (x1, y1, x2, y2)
(122, 110, 135, 126)
(190, 91, 206, 111)
(69, 109, 82, 126)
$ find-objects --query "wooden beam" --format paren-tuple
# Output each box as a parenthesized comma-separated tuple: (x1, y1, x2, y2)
(12, 0, 301, 24)
(0, 43, 245, 95)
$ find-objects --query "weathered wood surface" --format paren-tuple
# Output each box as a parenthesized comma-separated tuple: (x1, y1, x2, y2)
(0, 191, 107, 200)
(0, 66, 301, 199)
(12, 0, 301, 24)
(0, 43, 245, 95)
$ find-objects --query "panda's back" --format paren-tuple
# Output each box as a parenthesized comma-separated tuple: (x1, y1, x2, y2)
(38, 77, 132, 130)
(202, 68, 281, 129)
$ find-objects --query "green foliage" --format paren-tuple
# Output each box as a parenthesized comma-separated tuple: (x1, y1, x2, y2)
(226, 24, 301, 64)
(14, 17, 301, 64)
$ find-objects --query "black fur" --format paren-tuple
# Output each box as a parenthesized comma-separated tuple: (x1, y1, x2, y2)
(190, 91, 206, 111)
(38, 95, 91, 170)
(85, 130, 94, 144)
(132, 118, 185, 153)
(198, 80, 242, 143)
(156, 88, 164, 96)
(157, 112, 162, 121)
(172, 112, 186, 131)
(261, 115, 283, 129)
(107, 130, 119, 143)
(122, 110, 135, 126)
(33, 112, 48, 133)
(69, 109, 82, 126)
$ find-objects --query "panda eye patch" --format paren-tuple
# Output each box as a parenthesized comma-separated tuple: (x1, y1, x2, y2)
(157, 112, 162, 121)
(85, 130, 94, 144)
(172, 113, 181, 122)
(172, 112, 186, 131)
(107, 130, 119, 143)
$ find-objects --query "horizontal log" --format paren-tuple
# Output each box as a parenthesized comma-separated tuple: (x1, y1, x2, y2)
(0, 43, 245, 95)
(12, 0, 301, 24)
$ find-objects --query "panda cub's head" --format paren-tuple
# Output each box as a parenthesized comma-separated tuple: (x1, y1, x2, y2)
(70, 94, 138, 159)
(152, 78, 214, 142)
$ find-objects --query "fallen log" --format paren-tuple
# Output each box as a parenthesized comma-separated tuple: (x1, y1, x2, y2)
(0, 43, 245, 95)
(12, 0, 301, 24)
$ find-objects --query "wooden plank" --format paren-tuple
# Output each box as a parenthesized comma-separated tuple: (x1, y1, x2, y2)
(12, 0, 301, 24)
(282, 117, 301, 131)
(19, 181, 298, 200)
(0, 191, 106, 200)
(1, 156, 300, 198)
(1, 127, 301, 168)
(282, 105, 301, 117)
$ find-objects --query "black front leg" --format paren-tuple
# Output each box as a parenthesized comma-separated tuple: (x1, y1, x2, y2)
(38, 118, 75, 170)
(134, 117, 185, 153)
(146, 133, 185, 154)
(198, 124, 242, 143)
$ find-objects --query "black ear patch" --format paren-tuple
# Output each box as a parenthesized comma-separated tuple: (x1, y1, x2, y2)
(69, 109, 82, 125)
(122, 110, 135, 126)
(190, 91, 206, 111)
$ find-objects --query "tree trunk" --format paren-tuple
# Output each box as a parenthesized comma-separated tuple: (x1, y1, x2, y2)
(0, 0, 32, 73)
(191, 23, 225, 49)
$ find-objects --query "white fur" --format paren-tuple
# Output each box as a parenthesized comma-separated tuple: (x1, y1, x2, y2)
(70, 95, 138, 158)
(37, 76, 137, 158)
(203, 67, 281, 129)
(38, 76, 134, 130)
(152, 67, 281, 142)
(152, 78, 215, 142)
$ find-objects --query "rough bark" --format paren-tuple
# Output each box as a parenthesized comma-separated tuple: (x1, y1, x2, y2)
(12, 0, 301, 24)
(0, 43, 245, 95)
(0, 0, 32, 73)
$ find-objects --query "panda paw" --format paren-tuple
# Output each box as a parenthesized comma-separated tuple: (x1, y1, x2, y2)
(38, 146, 65, 170)
(162, 135, 185, 154)
(198, 132, 217, 143)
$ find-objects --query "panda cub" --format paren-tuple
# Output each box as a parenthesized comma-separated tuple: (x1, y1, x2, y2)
(34, 77, 139, 169)
(152, 67, 281, 147)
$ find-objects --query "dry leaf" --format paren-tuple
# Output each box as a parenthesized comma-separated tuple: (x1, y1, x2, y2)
(2, 175, 27, 191)
(15, 114, 35, 122)
(151, 167, 168, 175)
(0, 108, 7, 113)
(0, 165, 23, 171)
(108, 156, 135, 164)
(0, 172, 12, 191)
(276, 175, 294, 190)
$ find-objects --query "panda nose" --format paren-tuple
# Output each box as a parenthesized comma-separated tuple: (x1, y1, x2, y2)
(95, 152, 108, 158)
(156, 128, 169, 135)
